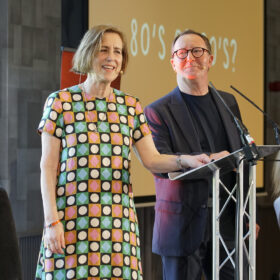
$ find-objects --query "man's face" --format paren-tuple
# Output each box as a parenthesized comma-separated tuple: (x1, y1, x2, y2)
(170, 34, 213, 80)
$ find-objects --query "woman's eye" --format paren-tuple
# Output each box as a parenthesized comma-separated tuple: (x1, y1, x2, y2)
(100, 48, 107, 52)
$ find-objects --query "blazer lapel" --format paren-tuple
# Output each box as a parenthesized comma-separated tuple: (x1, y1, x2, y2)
(210, 87, 241, 152)
(168, 88, 203, 153)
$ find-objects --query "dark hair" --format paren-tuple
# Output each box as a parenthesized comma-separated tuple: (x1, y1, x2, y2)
(171, 29, 212, 55)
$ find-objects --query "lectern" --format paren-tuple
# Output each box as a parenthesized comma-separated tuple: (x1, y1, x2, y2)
(168, 145, 280, 280)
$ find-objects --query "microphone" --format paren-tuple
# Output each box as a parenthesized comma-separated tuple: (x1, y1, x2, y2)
(230, 85, 280, 145)
(209, 82, 259, 165)
(199, 65, 207, 70)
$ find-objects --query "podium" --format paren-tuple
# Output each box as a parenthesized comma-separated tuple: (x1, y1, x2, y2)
(168, 145, 280, 280)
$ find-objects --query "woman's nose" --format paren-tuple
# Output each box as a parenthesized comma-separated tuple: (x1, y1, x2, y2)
(105, 54, 113, 61)
(105, 50, 115, 61)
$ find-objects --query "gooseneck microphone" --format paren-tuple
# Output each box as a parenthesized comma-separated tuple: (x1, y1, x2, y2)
(230, 85, 280, 145)
(209, 82, 259, 165)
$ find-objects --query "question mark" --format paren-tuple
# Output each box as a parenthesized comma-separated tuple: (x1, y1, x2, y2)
(230, 39, 237, 72)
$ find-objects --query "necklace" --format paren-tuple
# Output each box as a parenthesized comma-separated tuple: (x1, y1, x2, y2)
(81, 83, 112, 132)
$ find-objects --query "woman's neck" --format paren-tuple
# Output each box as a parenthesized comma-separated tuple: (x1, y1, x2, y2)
(81, 76, 112, 98)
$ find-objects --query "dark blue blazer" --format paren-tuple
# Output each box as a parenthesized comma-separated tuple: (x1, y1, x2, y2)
(144, 86, 243, 256)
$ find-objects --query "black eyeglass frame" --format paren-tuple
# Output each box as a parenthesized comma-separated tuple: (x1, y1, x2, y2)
(172, 47, 210, 59)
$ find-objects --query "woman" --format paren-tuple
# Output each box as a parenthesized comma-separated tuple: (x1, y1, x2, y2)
(35, 25, 210, 280)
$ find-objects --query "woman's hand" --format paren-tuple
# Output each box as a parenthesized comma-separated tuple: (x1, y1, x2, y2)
(44, 222, 65, 254)
(181, 154, 211, 169)
(134, 135, 211, 173)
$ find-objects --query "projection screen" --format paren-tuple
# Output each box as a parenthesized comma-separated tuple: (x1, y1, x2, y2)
(89, 0, 264, 198)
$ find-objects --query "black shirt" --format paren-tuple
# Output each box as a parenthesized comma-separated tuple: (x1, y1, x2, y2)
(180, 90, 230, 154)
(180, 90, 236, 201)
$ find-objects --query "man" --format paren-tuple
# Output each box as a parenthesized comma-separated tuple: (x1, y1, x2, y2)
(144, 30, 258, 279)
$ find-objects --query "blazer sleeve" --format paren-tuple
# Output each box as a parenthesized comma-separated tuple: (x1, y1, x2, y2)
(144, 104, 180, 178)
(144, 104, 175, 155)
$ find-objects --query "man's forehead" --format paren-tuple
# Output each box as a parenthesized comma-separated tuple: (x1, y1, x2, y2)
(175, 34, 206, 48)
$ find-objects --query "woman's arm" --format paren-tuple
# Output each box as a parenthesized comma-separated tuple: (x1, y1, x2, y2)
(134, 134, 210, 173)
(40, 132, 65, 254)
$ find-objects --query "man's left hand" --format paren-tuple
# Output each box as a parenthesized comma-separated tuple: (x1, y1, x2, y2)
(209, 150, 230, 161)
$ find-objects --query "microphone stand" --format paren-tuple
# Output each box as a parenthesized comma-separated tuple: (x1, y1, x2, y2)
(209, 82, 259, 166)
(210, 82, 260, 280)
(230, 85, 280, 145)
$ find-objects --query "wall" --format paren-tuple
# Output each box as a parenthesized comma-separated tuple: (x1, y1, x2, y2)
(0, 0, 61, 278)
(0, 0, 61, 237)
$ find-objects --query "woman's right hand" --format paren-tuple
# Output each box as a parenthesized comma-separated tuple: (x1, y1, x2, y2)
(44, 222, 65, 254)
(181, 154, 211, 169)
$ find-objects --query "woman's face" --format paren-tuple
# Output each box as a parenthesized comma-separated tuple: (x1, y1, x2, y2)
(92, 32, 123, 83)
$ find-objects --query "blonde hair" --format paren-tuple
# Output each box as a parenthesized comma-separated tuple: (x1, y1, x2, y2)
(72, 25, 128, 74)
(271, 151, 280, 200)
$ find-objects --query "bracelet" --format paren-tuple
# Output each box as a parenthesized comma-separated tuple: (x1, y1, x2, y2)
(176, 155, 184, 170)
(45, 219, 60, 229)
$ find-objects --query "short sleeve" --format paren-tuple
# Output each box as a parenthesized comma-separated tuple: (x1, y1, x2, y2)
(132, 99, 151, 143)
(38, 92, 64, 139)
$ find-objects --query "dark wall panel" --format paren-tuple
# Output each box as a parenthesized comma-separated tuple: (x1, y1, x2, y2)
(62, 0, 88, 49)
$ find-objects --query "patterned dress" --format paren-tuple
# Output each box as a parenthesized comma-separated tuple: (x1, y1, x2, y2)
(35, 85, 151, 280)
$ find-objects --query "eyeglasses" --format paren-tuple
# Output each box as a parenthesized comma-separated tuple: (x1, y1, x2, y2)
(172, 47, 210, 59)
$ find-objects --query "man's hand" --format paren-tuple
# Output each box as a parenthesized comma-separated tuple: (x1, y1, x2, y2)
(210, 150, 230, 161)
(256, 223, 260, 239)
(246, 223, 260, 240)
